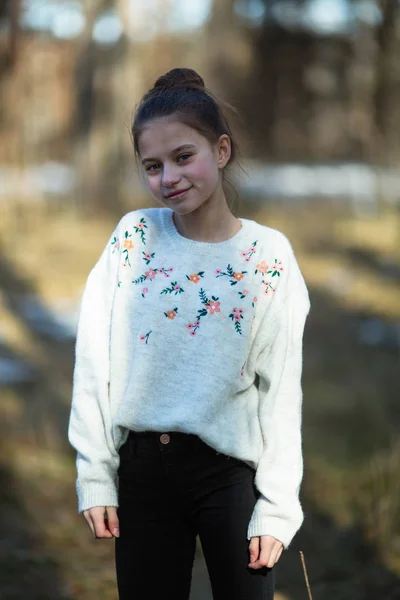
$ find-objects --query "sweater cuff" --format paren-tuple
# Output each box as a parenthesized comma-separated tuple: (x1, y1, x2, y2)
(77, 482, 119, 513)
(247, 503, 304, 549)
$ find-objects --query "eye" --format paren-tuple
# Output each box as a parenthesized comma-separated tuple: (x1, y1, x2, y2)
(177, 153, 192, 163)
(145, 164, 161, 173)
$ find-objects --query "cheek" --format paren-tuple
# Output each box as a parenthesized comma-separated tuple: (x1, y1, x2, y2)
(190, 157, 219, 186)
(147, 175, 161, 195)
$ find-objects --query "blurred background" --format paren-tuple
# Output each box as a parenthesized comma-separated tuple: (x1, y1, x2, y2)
(0, 1, 399, 598)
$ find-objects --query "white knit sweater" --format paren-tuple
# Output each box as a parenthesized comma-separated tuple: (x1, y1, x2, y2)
(68, 207, 310, 549)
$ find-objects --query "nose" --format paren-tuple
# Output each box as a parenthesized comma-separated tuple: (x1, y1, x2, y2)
(162, 164, 181, 188)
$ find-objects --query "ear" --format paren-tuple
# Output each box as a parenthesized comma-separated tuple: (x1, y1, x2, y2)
(216, 134, 231, 169)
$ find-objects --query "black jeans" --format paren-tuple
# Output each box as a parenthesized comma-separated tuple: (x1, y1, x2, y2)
(115, 430, 275, 600)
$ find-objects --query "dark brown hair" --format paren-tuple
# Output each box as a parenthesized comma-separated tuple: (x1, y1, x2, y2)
(131, 67, 241, 205)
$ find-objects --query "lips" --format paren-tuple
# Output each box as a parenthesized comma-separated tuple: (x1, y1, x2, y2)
(165, 186, 192, 199)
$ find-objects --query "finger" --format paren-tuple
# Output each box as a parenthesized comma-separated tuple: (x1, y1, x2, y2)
(90, 507, 113, 539)
(275, 545, 284, 564)
(83, 511, 95, 536)
(248, 537, 260, 565)
(254, 541, 283, 569)
(264, 542, 281, 568)
(105, 506, 120, 538)
(250, 539, 274, 570)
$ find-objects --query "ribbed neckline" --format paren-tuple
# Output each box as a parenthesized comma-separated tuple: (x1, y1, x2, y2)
(161, 208, 251, 254)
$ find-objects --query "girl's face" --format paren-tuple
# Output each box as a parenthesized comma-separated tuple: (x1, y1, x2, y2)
(138, 117, 231, 215)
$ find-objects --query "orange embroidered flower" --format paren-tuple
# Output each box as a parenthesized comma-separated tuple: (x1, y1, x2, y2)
(189, 274, 200, 284)
(233, 272, 244, 282)
(167, 310, 177, 320)
(206, 301, 221, 314)
(256, 260, 268, 274)
(123, 239, 134, 250)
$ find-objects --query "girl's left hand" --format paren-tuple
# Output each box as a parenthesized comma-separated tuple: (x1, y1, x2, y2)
(248, 535, 283, 569)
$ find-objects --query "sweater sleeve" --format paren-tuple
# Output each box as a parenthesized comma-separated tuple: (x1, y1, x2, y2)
(68, 224, 121, 513)
(247, 240, 311, 549)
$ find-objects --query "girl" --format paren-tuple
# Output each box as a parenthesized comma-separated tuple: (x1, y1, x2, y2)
(68, 67, 311, 600)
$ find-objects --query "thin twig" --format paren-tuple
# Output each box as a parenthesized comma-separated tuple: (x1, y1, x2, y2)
(299, 551, 313, 600)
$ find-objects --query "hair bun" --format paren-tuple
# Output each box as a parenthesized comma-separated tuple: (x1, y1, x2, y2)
(153, 68, 205, 91)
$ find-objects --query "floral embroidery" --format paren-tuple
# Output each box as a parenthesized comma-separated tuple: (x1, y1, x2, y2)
(255, 259, 283, 277)
(165, 308, 178, 320)
(132, 267, 173, 285)
(134, 218, 148, 245)
(140, 331, 152, 344)
(141, 287, 148, 298)
(255, 259, 284, 295)
(240, 241, 257, 263)
(229, 307, 244, 334)
(186, 272, 205, 284)
(186, 320, 200, 336)
(238, 290, 249, 299)
(216, 264, 247, 286)
(262, 280, 276, 295)
(122, 231, 134, 266)
(161, 281, 185, 296)
(111, 236, 120, 253)
(255, 260, 268, 275)
(187, 288, 220, 336)
(206, 299, 221, 314)
(142, 251, 155, 265)
(252, 296, 258, 307)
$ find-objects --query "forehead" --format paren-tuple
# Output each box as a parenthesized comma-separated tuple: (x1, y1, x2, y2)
(138, 117, 209, 158)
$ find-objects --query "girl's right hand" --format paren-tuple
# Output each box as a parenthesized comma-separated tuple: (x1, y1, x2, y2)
(83, 506, 120, 539)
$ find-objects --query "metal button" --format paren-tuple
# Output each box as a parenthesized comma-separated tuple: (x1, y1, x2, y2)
(160, 433, 170, 444)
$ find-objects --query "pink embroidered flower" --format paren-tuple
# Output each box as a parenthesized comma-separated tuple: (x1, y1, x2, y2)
(142, 287, 148, 294)
(190, 330, 197, 337)
(248, 248, 254, 253)
(194, 320, 200, 327)
(136, 222, 145, 230)
(215, 269, 222, 275)
(144, 252, 152, 260)
(244, 257, 250, 263)
(174, 284, 181, 291)
(232, 307, 244, 316)
(243, 290, 249, 295)
(145, 269, 157, 280)
(240, 251, 247, 257)
(186, 323, 194, 330)
(253, 296, 258, 303)
(139, 335, 146, 342)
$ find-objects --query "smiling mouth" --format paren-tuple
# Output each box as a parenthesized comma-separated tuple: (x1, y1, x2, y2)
(165, 187, 192, 199)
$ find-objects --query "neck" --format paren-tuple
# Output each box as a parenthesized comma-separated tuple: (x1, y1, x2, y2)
(172, 195, 241, 243)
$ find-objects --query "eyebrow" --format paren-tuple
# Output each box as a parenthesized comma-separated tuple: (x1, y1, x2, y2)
(141, 144, 197, 165)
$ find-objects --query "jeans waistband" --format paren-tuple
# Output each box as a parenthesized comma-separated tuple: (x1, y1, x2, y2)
(127, 430, 202, 452)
